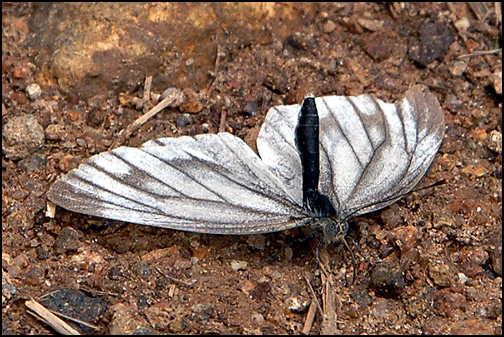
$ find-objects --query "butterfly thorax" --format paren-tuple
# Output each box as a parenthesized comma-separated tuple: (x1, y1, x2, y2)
(302, 188, 348, 245)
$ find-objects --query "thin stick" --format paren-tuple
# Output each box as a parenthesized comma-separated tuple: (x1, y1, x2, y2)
(219, 108, 227, 133)
(209, 44, 221, 91)
(458, 48, 502, 59)
(143, 76, 152, 104)
(110, 93, 180, 149)
(48, 310, 100, 331)
(302, 301, 317, 335)
(153, 266, 197, 288)
(25, 299, 81, 335)
(304, 275, 323, 315)
(319, 261, 338, 335)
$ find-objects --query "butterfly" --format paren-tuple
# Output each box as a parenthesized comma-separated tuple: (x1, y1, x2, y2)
(47, 85, 444, 260)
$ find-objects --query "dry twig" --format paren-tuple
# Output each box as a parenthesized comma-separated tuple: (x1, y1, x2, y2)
(319, 261, 339, 335)
(153, 266, 197, 288)
(302, 301, 318, 335)
(219, 107, 227, 133)
(209, 44, 222, 91)
(25, 299, 81, 335)
(458, 48, 502, 59)
(110, 89, 183, 149)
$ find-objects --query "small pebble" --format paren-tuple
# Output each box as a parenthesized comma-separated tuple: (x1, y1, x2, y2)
(26, 83, 42, 100)
(230, 260, 248, 271)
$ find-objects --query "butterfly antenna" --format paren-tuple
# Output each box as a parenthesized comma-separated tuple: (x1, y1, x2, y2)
(341, 235, 356, 286)
(412, 178, 446, 192)
(343, 179, 446, 222)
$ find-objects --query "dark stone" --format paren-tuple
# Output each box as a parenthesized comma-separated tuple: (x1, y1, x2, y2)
(409, 22, 455, 67)
(370, 262, 405, 298)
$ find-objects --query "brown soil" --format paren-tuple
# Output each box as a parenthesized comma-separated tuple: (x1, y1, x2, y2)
(2, 3, 501, 334)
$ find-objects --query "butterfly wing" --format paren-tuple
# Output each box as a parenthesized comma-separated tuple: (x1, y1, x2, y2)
(48, 132, 307, 234)
(257, 103, 304, 205)
(257, 85, 445, 217)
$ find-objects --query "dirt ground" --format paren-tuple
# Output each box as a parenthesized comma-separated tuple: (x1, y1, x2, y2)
(2, 3, 502, 334)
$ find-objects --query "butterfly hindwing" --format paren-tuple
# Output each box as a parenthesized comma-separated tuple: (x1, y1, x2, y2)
(257, 85, 444, 218)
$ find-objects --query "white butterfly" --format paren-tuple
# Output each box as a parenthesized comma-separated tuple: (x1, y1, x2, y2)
(47, 85, 444, 247)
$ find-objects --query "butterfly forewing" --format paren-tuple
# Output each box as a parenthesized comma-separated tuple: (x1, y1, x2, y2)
(48, 133, 307, 234)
